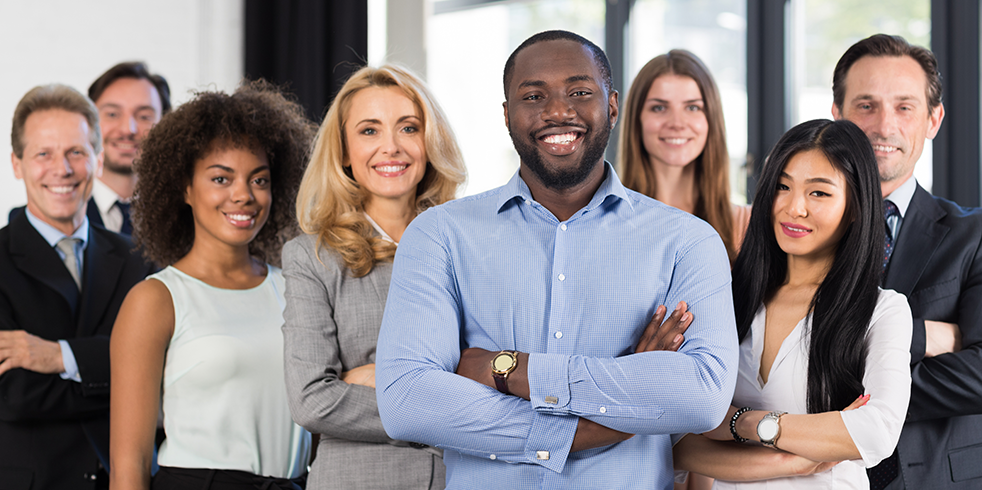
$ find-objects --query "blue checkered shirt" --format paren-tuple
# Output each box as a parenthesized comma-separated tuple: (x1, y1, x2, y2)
(377, 164, 738, 489)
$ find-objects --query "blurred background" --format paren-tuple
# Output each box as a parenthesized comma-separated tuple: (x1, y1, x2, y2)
(3, 0, 977, 227)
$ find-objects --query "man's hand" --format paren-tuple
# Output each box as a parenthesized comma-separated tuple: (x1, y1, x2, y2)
(456, 347, 530, 400)
(0, 330, 65, 376)
(341, 363, 376, 388)
(635, 301, 692, 353)
(571, 417, 634, 452)
(925, 320, 962, 357)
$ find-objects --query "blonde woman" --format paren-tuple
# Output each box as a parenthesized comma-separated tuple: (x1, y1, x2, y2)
(281, 65, 466, 490)
(618, 50, 750, 263)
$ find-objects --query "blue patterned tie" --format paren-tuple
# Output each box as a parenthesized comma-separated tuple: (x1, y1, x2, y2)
(882, 200, 899, 273)
(116, 200, 133, 236)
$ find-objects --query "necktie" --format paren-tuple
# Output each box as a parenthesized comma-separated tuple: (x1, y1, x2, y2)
(116, 200, 133, 235)
(882, 200, 899, 273)
(56, 237, 82, 290)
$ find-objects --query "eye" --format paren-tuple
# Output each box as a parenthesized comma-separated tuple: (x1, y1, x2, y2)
(252, 176, 270, 186)
(401, 125, 419, 134)
(103, 111, 118, 119)
(686, 104, 703, 112)
(776, 183, 790, 191)
(212, 176, 228, 184)
(811, 190, 831, 197)
(523, 93, 543, 101)
(360, 127, 377, 136)
(139, 114, 155, 122)
(858, 103, 872, 111)
(649, 104, 666, 113)
(571, 90, 591, 97)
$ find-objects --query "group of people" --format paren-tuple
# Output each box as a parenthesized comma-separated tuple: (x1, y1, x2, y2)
(0, 27, 979, 490)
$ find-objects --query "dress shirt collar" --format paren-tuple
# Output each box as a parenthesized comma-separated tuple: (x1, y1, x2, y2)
(25, 207, 89, 249)
(883, 175, 917, 219)
(91, 177, 124, 216)
(495, 161, 634, 217)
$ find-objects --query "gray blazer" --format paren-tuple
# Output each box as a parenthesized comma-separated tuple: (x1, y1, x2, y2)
(282, 234, 445, 490)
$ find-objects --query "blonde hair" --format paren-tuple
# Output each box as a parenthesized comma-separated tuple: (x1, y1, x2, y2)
(616, 50, 737, 262)
(296, 65, 466, 277)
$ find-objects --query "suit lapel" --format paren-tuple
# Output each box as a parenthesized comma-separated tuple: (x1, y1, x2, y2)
(884, 184, 949, 294)
(86, 197, 104, 228)
(8, 213, 79, 313)
(76, 228, 125, 335)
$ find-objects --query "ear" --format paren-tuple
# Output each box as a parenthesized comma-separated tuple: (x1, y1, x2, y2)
(608, 90, 619, 128)
(831, 102, 843, 121)
(94, 149, 104, 178)
(184, 181, 192, 205)
(502, 101, 510, 131)
(926, 102, 945, 140)
(11, 152, 23, 180)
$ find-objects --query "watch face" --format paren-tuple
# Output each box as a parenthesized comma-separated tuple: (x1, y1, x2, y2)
(492, 353, 516, 373)
(758, 419, 779, 440)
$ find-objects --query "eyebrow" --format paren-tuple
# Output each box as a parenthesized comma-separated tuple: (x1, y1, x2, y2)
(517, 75, 596, 90)
(647, 98, 704, 104)
(780, 172, 840, 186)
(354, 115, 421, 126)
(852, 94, 920, 103)
(98, 102, 159, 113)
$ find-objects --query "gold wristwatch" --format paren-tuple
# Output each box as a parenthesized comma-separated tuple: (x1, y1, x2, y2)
(490, 351, 519, 395)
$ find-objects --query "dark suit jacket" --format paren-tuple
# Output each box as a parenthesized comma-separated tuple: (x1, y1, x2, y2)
(0, 211, 150, 489)
(883, 183, 982, 488)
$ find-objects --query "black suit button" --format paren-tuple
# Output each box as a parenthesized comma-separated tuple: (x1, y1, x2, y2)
(83, 472, 98, 480)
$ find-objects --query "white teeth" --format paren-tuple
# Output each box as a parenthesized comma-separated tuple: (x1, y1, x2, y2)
(786, 225, 809, 232)
(227, 214, 253, 221)
(543, 132, 578, 144)
(872, 145, 898, 153)
(49, 185, 75, 194)
(374, 165, 408, 173)
(663, 138, 688, 145)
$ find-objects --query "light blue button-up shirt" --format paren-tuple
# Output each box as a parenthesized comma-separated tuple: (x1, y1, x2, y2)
(377, 164, 738, 489)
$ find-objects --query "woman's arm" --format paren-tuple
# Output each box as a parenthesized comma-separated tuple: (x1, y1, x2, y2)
(281, 238, 393, 443)
(109, 279, 175, 490)
(674, 434, 837, 481)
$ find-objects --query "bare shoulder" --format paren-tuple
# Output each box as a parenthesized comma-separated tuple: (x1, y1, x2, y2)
(113, 277, 176, 341)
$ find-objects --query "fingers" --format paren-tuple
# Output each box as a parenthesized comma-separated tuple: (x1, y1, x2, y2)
(635, 305, 667, 351)
(841, 394, 870, 411)
(636, 301, 693, 353)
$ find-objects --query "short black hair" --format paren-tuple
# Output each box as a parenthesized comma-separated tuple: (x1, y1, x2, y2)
(502, 30, 612, 100)
(89, 61, 172, 115)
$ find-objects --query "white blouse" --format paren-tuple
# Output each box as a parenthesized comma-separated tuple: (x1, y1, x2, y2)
(714, 289, 912, 490)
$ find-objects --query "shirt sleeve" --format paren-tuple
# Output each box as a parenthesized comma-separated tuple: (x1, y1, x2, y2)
(525, 231, 739, 435)
(840, 290, 913, 467)
(58, 339, 81, 382)
(376, 211, 578, 474)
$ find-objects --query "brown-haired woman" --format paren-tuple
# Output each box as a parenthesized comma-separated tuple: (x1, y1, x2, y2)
(109, 81, 315, 489)
(617, 50, 750, 264)
(281, 64, 465, 489)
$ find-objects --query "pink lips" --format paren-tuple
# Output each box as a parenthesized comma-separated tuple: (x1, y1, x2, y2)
(780, 222, 812, 238)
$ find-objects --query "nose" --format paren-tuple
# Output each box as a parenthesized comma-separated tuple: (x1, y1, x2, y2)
(868, 108, 897, 140)
(667, 108, 685, 129)
(787, 192, 808, 218)
(230, 178, 254, 204)
(380, 129, 401, 156)
(57, 155, 74, 176)
(542, 94, 575, 123)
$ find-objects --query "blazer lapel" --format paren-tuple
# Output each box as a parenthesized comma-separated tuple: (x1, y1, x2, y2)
(8, 213, 79, 314)
(884, 184, 948, 294)
(86, 197, 104, 228)
(76, 228, 125, 335)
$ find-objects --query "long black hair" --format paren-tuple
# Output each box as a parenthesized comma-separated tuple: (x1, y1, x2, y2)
(732, 119, 884, 413)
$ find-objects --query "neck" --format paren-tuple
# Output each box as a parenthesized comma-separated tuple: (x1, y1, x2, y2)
(181, 233, 258, 277)
(880, 173, 913, 200)
(27, 203, 84, 236)
(651, 162, 699, 214)
(520, 160, 606, 222)
(99, 171, 137, 199)
(784, 253, 833, 288)
(364, 195, 417, 243)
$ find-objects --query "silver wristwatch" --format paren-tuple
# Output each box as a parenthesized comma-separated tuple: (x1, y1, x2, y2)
(756, 410, 787, 448)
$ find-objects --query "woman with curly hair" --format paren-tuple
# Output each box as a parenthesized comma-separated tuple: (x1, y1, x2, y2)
(617, 50, 749, 264)
(281, 65, 465, 489)
(109, 81, 316, 489)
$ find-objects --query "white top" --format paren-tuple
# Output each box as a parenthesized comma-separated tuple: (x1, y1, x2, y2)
(715, 289, 912, 490)
(152, 266, 310, 478)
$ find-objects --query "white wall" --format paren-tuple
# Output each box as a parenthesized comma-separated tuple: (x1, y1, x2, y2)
(0, 0, 244, 227)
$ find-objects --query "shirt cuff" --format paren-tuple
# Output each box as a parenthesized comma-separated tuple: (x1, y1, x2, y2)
(525, 411, 577, 473)
(58, 340, 82, 382)
(527, 353, 571, 415)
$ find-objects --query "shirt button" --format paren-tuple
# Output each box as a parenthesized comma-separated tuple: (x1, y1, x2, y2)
(554, 331, 563, 339)
(525, 199, 531, 205)
(558, 273, 565, 281)
(490, 454, 497, 460)
(560, 223, 567, 231)
(536, 450, 550, 460)
(599, 406, 607, 414)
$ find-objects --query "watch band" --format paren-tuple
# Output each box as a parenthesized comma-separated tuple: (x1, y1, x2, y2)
(730, 406, 753, 443)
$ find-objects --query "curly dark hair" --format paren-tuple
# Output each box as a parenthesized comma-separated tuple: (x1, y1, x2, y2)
(132, 80, 315, 266)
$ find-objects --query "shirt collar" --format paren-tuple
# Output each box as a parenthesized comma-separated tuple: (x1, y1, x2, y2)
(495, 161, 634, 216)
(25, 207, 89, 249)
(884, 175, 917, 219)
(91, 178, 123, 215)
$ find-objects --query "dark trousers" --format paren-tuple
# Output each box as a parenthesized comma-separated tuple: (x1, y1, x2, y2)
(152, 466, 305, 490)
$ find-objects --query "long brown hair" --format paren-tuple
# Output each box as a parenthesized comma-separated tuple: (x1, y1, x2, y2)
(617, 50, 737, 261)
(295, 65, 466, 277)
